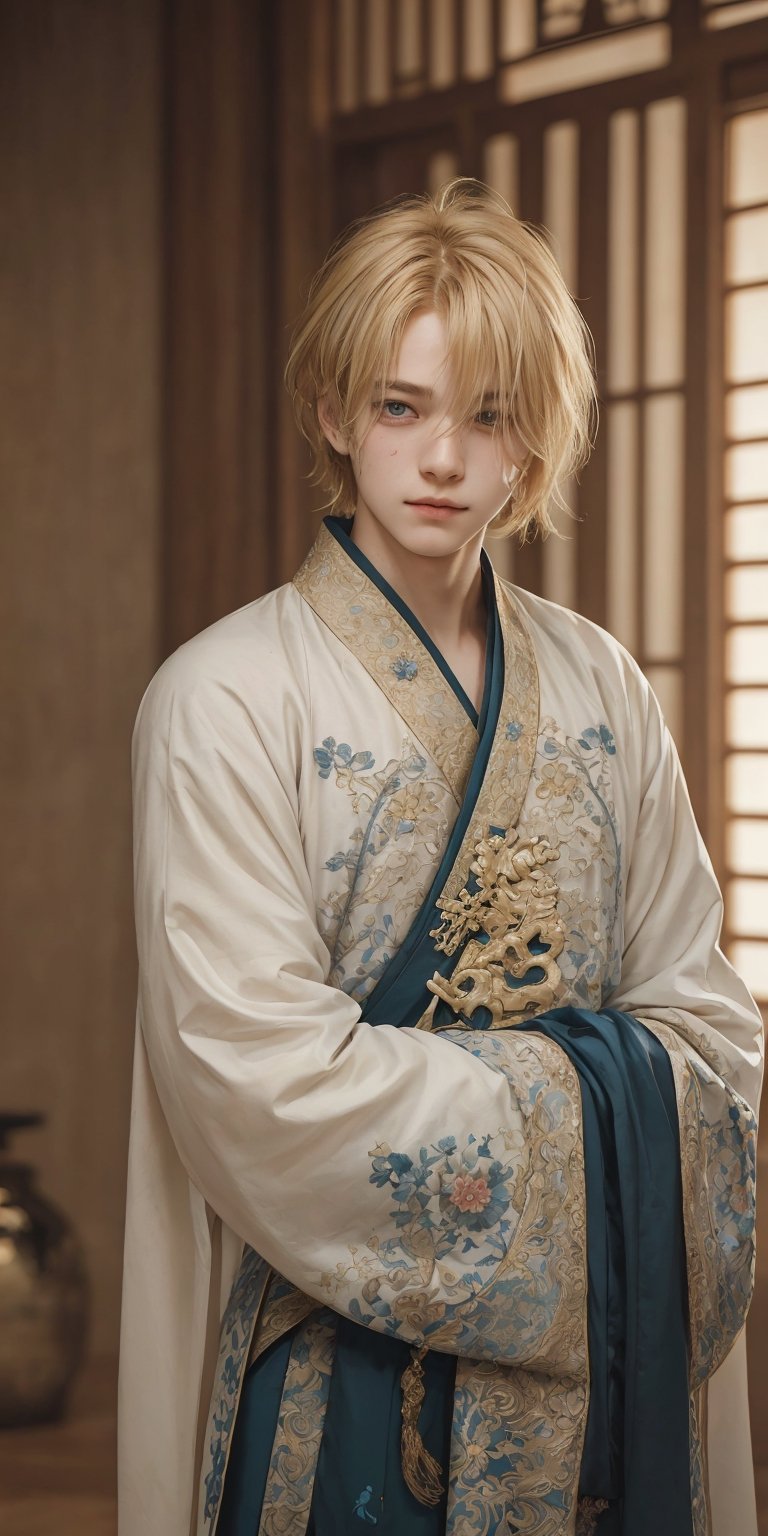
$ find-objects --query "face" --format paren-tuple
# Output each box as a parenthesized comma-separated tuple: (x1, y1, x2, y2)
(317, 308, 525, 562)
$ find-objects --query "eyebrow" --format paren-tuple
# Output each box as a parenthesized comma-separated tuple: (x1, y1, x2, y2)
(379, 379, 501, 402)
(381, 379, 432, 398)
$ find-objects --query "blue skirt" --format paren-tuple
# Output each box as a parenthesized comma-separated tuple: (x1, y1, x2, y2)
(217, 1310, 456, 1534)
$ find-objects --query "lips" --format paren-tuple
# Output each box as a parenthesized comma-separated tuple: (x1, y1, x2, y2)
(405, 499, 468, 510)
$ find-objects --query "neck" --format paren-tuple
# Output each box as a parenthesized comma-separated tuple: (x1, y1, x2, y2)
(347, 508, 487, 646)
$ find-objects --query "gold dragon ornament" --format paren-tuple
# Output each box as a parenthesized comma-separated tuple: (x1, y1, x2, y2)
(419, 828, 564, 1029)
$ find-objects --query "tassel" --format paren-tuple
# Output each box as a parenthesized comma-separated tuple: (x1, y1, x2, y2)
(400, 1343, 444, 1507)
(575, 1497, 611, 1535)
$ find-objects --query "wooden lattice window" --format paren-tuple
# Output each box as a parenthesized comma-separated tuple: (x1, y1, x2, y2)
(328, 1, 768, 1005)
(723, 104, 768, 1008)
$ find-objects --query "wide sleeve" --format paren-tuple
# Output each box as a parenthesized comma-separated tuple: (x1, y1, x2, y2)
(131, 654, 585, 1369)
(605, 664, 761, 1381)
(607, 665, 763, 1113)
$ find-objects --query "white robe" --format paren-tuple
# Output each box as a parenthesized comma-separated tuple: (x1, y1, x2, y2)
(119, 521, 763, 1536)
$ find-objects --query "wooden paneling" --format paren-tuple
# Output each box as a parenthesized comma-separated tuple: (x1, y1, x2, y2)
(0, 0, 334, 1374)
(274, 0, 336, 579)
(163, 0, 334, 651)
(575, 108, 609, 627)
(163, 0, 274, 649)
(0, 0, 162, 1356)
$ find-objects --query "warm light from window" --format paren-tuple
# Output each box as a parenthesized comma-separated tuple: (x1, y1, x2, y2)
(723, 107, 768, 1003)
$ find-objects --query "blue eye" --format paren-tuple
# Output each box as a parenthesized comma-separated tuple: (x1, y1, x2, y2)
(381, 400, 411, 418)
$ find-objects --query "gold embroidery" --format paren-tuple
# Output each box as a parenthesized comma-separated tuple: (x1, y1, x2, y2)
(293, 533, 542, 830)
(246, 1275, 320, 1369)
(433, 575, 541, 910)
(689, 1383, 711, 1536)
(293, 523, 478, 804)
(421, 827, 564, 1028)
(448, 1358, 590, 1536)
(257, 1313, 336, 1536)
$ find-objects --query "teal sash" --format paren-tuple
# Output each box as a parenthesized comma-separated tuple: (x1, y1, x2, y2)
(518, 1008, 692, 1534)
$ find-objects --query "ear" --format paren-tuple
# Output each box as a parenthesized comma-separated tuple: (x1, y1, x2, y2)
(317, 393, 349, 457)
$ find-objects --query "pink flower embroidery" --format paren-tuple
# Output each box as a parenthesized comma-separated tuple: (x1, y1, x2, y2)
(450, 1173, 491, 1213)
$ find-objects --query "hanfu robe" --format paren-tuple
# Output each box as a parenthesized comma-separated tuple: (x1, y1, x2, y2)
(119, 515, 763, 1536)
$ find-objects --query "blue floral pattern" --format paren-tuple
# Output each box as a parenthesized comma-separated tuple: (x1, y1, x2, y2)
(316, 1028, 587, 1374)
(312, 717, 622, 1017)
(646, 1017, 758, 1389)
(392, 656, 419, 681)
(577, 723, 616, 756)
(313, 733, 455, 1001)
(521, 718, 623, 1009)
(314, 738, 375, 780)
(201, 1244, 271, 1529)
(369, 1133, 514, 1245)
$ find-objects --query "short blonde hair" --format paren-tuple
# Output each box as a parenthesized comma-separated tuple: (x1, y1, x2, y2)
(284, 178, 598, 540)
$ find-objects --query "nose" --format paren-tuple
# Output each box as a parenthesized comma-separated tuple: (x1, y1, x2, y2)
(418, 419, 465, 482)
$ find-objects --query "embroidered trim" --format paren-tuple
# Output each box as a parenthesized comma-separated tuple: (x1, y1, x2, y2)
(293, 523, 477, 803)
(431, 575, 541, 912)
(201, 1246, 272, 1531)
(447, 1355, 590, 1536)
(392, 655, 418, 681)
(246, 1271, 320, 1370)
(256, 1313, 336, 1536)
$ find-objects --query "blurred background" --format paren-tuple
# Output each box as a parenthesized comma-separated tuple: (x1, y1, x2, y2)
(1, 0, 767, 1530)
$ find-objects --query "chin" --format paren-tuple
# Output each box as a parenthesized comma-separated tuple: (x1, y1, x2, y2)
(392, 522, 468, 556)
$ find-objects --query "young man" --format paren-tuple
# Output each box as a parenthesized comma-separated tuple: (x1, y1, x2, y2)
(119, 182, 763, 1536)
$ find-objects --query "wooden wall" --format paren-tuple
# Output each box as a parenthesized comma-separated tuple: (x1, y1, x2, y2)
(0, 0, 330, 1365)
(163, 0, 332, 650)
(0, 0, 162, 1359)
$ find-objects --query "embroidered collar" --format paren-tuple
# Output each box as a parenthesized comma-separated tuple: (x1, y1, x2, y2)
(293, 518, 482, 802)
(292, 517, 539, 819)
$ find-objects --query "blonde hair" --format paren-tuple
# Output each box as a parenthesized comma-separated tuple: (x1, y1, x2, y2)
(284, 178, 598, 540)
